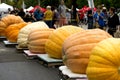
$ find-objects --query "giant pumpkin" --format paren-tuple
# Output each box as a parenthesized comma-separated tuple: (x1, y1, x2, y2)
(45, 25, 84, 59)
(62, 29, 112, 74)
(0, 15, 24, 36)
(17, 21, 49, 48)
(0, 21, 7, 36)
(86, 38, 120, 80)
(28, 28, 54, 54)
(5, 22, 28, 42)
(1, 14, 24, 26)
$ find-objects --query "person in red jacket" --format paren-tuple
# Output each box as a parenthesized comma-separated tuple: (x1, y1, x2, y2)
(79, 12, 84, 24)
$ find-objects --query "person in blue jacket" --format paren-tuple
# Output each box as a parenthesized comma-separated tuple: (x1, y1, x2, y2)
(33, 8, 44, 21)
(93, 5, 106, 29)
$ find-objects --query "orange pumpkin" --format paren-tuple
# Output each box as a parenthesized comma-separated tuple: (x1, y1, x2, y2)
(5, 22, 28, 42)
(1, 15, 24, 26)
(0, 15, 24, 36)
(62, 29, 112, 74)
(17, 21, 49, 48)
(0, 21, 7, 36)
(45, 25, 84, 59)
(28, 28, 54, 54)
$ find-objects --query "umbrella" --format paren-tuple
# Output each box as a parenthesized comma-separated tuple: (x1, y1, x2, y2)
(29, 5, 46, 13)
(26, 6, 34, 11)
(78, 6, 96, 13)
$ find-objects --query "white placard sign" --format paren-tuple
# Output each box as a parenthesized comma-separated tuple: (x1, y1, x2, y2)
(88, 0, 95, 8)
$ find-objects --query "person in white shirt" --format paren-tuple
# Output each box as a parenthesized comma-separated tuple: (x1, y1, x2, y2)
(58, 0, 67, 27)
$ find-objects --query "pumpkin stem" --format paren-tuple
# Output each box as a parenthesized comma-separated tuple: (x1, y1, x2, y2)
(118, 67, 120, 74)
(62, 55, 67, 64)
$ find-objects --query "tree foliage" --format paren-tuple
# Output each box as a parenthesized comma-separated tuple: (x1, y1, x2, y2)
(77, 0, 88, 8)
(94, 0, 120, 9)
(1, 0, 120, 9)
(24, 0, 38, 8)
(40, 0, 59, 8)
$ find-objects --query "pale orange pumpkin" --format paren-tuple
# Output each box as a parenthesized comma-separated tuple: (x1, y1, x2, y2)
(17, 21, 49, 48)
(28, 28, 54, 54)
(45, 25, 84, 59)
(62, 29, 112, 74)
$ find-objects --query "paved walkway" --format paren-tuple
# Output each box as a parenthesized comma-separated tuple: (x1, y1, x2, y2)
(0, 41, 60, 80)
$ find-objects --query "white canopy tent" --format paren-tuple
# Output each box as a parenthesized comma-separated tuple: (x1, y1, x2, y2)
(24, 6, 34, 13)
(0, 3, 13, 12)
(26, 6, 34, 11)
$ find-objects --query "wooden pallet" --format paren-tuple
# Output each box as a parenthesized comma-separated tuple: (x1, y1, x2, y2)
(23, 50, 38, 59)
(37, 54, 63, 67)
(16, 45, 28, 53)
(59, 66, 88, 80)
(0, 36, 6, 41)
(3, 40, 18, 47)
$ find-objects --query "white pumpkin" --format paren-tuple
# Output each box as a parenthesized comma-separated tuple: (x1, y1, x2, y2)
(17, 21, 49, 48)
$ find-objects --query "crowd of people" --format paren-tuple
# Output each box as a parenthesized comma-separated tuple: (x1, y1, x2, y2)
(0, 0, 73, 29)
(87, 5, 120, 37)
(0, 0, 120, 37)
(78, 5, 120, 37)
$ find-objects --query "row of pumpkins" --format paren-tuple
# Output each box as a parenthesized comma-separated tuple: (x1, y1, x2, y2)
(0, 14, 120, 80)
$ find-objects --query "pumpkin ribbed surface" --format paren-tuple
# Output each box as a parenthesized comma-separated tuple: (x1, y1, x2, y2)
(28, 28, 54, 54)
(45, 25, 84, 59)
(17, 21, 49, 48)
(63, 29, 112, 74)
(86, 38, 120, 80)
(0, 21, 7, 36)
(1, 14, 24, 26)
(0, 15, 24, 36)
(5, 22, 28, 42)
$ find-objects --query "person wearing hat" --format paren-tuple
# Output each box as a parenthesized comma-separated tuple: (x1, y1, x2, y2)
(102, 6, 108, 28)
(43, 5, 54, 28)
